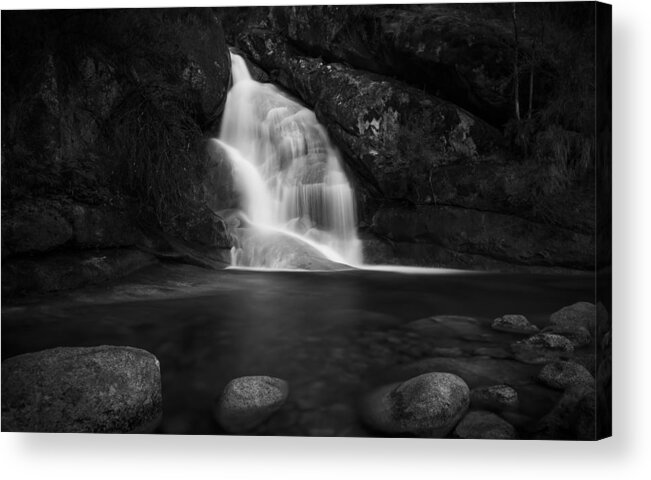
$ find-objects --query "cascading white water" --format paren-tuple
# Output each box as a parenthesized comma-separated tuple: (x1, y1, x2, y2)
(214, 53, 362, 268)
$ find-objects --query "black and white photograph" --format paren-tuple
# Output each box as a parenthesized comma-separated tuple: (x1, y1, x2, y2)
(2, 1, 612, 444)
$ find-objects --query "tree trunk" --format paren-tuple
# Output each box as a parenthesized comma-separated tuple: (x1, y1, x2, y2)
(512, 3, 521, 121)
(528, 58, 534, 119)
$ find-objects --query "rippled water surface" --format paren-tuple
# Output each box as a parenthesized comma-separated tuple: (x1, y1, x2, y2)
(2, 263, 597, 436)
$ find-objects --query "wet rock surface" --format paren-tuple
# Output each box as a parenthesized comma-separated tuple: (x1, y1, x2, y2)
(454, 410, 517, 439)
(233, 228, 350, 270)
(215, 376, 289, 433)
(1, 346, 162, 433)
(542, 325, 592, 348)
(470, 385, 519, 412)
(550, 302, 597, 331)
(537, 361, 595, 390)
(361, 372, 470, 437)
(511, 333, 575, 364)
(491, 314, 539, 334)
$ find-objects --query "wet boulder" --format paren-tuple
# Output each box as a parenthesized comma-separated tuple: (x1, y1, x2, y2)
(470, 384, 519, 412)
(453, 410, 517, 439)
(215, 376, 289, 433)
(550, 302, 597, 331)
(511, 333, 574, 365)
(361, 372, 470, 437)
(537, 361, 595, 390)
(491, 314, 539, 334)
(542, 324, 592, 348)
(1, 346, 162, 433)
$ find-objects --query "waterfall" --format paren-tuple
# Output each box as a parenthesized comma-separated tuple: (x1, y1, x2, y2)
(214, 53, 362, 268)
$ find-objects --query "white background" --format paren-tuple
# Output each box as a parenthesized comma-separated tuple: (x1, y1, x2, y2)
(1, 0, 649, 478)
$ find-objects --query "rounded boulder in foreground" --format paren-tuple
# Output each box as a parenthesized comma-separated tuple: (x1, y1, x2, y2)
(454, 410, 518, 439)
(215, 376, 289, 433)
(1, 346, 162, 433)
(361, 372, 470, 437)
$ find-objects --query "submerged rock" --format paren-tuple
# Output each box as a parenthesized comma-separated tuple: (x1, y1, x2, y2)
(1, 346, 162, 433)
(215, 376, 289, 433)
(361, 372, 469, 437)
(453, 410, 517, 439)
(550, 302, 597, 331)
(491, 314, 539, 334)
(511, 333, 574, 364)
(470, 384, 519, 412)
(537, 361, 595, 390)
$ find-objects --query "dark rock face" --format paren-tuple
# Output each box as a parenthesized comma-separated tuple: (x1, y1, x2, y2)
(2, 9, 230, 185)
(221, 5, 517, 126)
(1, 346, 162, 433)
(372, 206, 594, 270)
(1, 203, 74, 256)
(233, 32, 503, 205)
(361, 372, 470, 437)
(2, 9, 233, 295)
(1, 200, 145, 258)
(2, 249, 158, 297)
(215, 376, 289, 433)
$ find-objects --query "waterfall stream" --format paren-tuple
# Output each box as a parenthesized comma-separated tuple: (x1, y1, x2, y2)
(213, 53, 362, 268)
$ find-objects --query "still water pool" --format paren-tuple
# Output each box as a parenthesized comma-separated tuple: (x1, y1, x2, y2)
(2, 263, 597, 436)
